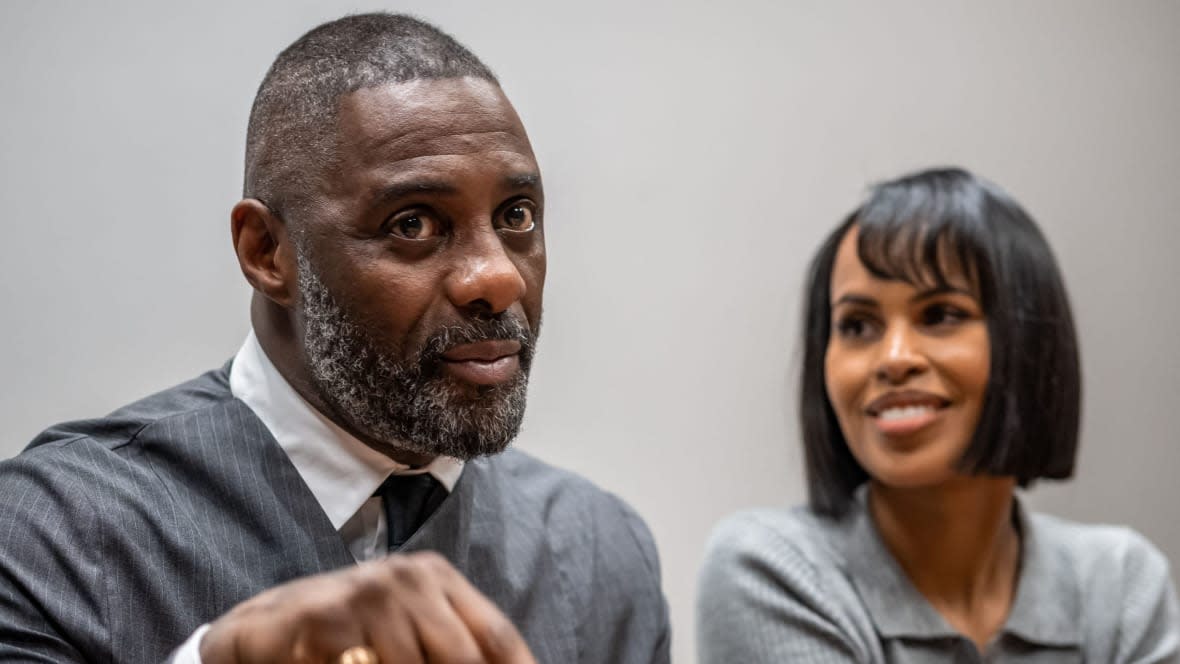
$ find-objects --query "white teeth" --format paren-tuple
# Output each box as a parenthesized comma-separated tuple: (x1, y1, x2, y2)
(877, 405, 934, 421)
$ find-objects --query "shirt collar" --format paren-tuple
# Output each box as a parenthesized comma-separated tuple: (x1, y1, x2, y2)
(839, 486, 958, 640)
(1000, 504, 1083, 647)
(228, 330, 464, 531)
(838, 485, 1081, 647)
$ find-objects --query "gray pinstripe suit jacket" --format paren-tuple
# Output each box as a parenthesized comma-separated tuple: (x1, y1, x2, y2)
(0, 366, 670, 663)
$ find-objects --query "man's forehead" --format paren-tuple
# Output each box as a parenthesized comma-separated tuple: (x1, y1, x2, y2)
(335, 78, 533, 163)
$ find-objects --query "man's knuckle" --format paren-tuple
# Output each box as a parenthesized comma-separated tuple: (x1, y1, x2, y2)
(411, 550, 450, 571)
(295, 594, 351, 630)
(349, 563, 390, 599)
(475, 615, 521, 657)
(437, 649, 484, 664)
(387, 556, 427, 587)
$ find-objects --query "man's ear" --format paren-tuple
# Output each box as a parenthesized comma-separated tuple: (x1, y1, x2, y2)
(231, 199, 297, 308)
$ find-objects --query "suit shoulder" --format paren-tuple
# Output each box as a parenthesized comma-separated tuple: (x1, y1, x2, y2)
(483, 449, 662, 569)
(480, 451, 670, 659)
(2, 366, 235, 518)
(486, 448, 625, 509)
(0, 434, 129, 571)
(484, 447, 590, 483)
(22, 366, 232, 453)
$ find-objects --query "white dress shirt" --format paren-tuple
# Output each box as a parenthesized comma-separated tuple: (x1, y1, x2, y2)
(173, 331, 464, 662)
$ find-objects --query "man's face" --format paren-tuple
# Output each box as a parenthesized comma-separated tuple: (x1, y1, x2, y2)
(293, 77, 546, 461)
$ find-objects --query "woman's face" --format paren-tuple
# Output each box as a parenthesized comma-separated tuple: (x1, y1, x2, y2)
(824, 226, 990, 489)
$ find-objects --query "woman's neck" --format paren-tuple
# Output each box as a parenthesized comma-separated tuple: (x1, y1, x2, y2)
(868, 476, 1020, 650)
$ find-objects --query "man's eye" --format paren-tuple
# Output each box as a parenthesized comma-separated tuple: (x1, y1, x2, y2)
(498, 204, 535, 232)
(388, 213, 438, 240)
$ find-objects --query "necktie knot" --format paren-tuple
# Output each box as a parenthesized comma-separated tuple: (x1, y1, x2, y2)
(376, 473, 446, 550)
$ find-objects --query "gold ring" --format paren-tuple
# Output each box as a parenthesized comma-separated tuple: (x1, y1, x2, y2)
(335, 645, 379, 664)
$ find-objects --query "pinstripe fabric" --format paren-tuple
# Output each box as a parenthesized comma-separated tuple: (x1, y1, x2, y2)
(0, 366, 670, 663)
(697, 489, 1180, 663)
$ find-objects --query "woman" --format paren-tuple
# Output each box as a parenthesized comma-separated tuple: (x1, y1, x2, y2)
(697, 168, 1179, 662)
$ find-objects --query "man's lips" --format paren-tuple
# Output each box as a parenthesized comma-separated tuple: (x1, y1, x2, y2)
(440, 340, 522, 385)
(441, 339, 521, 362)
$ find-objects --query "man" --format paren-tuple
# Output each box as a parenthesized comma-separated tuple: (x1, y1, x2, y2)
(0, 13, 669, 663)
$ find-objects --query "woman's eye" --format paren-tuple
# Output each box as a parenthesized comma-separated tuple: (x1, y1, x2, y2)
(835, 315, 877, 340)
(497, 203, 536, 232)
(388, 213, 438, 240)
(921, 304, 967, 327)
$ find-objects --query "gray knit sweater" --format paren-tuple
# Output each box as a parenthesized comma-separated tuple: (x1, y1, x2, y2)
(697, 490, 1179, 663)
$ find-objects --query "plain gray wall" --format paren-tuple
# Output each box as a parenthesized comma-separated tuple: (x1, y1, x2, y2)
(2, 1, 1178, 661)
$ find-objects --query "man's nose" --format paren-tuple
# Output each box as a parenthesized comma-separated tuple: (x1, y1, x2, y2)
(875, 322, 928, 384)
(444, 231, 527, 315)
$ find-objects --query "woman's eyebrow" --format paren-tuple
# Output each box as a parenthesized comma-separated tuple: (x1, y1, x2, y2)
(909, 285, 972, 302)
(832, 293, 877, 308)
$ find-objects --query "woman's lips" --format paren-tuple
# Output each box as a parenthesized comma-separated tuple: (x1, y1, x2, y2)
(873, 404, 941, 436)
(864, 390, 949, 437)
(440, 340, 522, 385)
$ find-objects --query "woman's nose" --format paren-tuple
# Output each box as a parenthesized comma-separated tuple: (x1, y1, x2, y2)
(875, 323, 928, 384)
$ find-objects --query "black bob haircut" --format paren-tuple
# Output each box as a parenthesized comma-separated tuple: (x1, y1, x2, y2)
(800, 167, 1081, 517)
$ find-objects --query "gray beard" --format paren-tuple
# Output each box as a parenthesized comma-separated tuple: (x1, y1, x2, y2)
(296, 249, 536, 460)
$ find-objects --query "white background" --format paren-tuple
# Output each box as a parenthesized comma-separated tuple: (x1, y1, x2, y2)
(2, 2, 1178, 661)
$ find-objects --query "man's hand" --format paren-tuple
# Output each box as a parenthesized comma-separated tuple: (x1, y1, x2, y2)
(199, 552, 536, 664)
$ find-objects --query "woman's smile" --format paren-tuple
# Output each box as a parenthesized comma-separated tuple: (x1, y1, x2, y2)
(866, 390, 950, 437)
(824, 226, 990, 488)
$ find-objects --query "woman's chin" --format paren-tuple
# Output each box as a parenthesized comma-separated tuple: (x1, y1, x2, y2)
(851, 432, 972, 492)
(859, 449, 963, 491)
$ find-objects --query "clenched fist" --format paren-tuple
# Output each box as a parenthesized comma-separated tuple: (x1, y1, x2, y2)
(200, 552, 536, 664)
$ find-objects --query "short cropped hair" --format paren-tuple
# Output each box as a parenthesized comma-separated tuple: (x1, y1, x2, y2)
(800, 167, 1081, 517)
(244, 13, 497, 221)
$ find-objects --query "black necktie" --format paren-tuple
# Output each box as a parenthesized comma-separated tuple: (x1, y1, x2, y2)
(376, 473, 447, 551)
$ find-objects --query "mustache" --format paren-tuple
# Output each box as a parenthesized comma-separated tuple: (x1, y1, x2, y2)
(417, 314, 536, 366)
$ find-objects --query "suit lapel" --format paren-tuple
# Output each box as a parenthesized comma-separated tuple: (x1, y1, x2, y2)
(406, 458, 579, 663)
(224, 398, 356, 574)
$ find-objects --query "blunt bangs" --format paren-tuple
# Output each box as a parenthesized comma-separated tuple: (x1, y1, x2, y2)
(854, 171, 990, 298)
(800, 167, 1082, 517)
